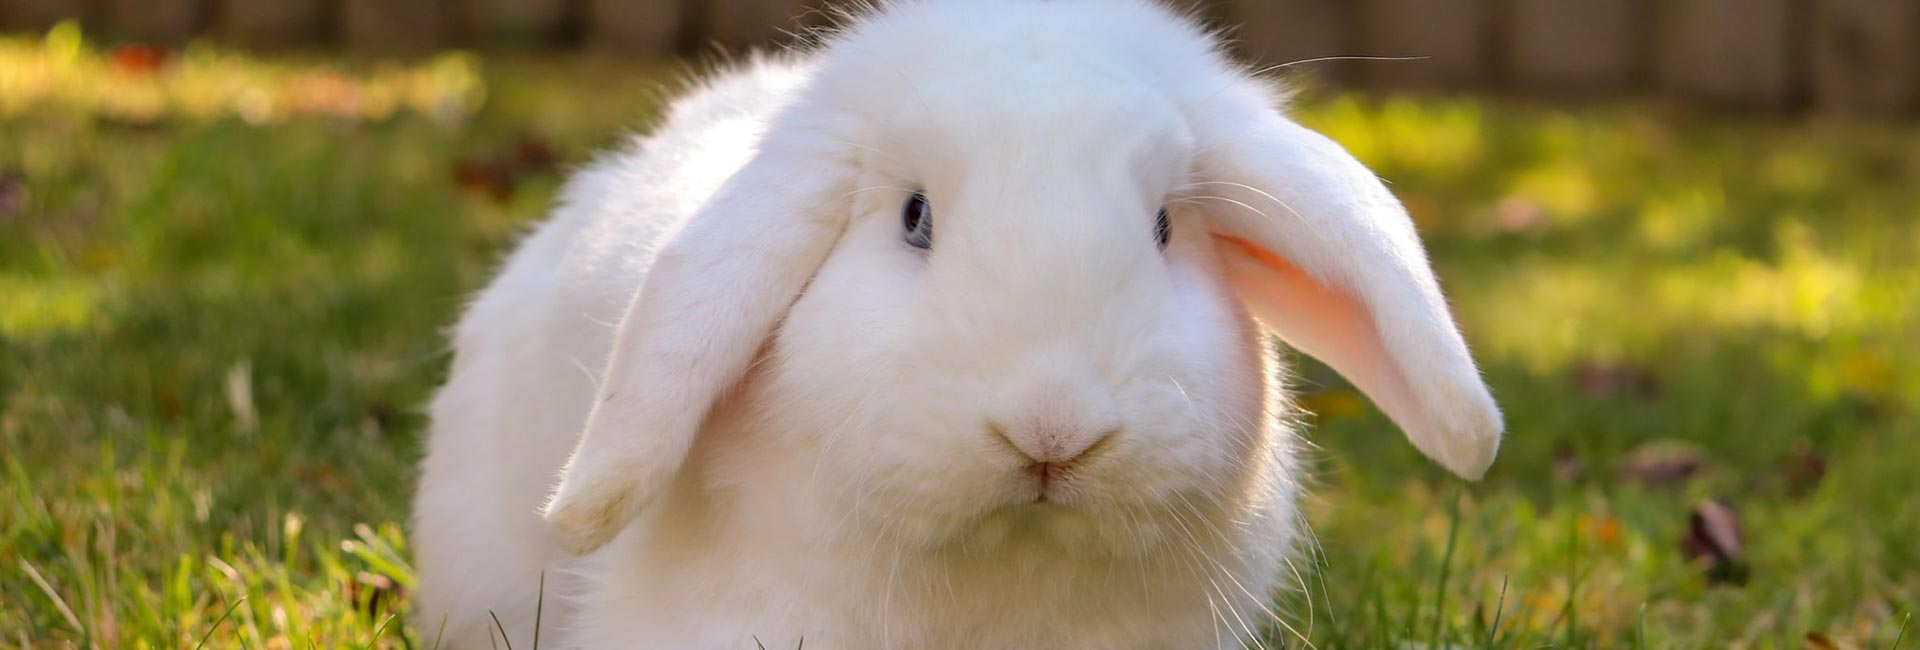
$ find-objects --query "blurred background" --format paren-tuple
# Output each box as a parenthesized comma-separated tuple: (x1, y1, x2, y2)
(2, 0, 1919, 111)
(2, 1, 1917, 648)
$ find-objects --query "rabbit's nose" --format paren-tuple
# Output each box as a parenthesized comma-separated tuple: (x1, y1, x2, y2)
(988, 419, 1119, 467)
(987, 369, 1121, 466)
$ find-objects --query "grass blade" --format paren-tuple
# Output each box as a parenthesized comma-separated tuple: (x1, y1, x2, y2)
(1561, 510, 1581, 646)
(195, 597, 246, 650)
(1483, 575, 1508, 649)
(19, 560, 83, 635)
(1430, 495, 1463, 645)
(364, 615, 397, 650)
(1635, 603, 1647, 650)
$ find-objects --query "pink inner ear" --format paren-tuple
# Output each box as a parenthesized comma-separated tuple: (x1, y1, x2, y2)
(1213, 235, 1426, 439)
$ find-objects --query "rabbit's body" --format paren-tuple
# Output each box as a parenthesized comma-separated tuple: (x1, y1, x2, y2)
(411, 61, 818, 647)
(416, 1, 1504, 648)
(417, 57, 1297, 649)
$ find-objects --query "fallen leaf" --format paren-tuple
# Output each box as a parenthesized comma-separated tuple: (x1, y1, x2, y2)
(367, 401, 401, 434)
(0, 169, 24, 221)
(1681, 499, 1749, 585)
(1553, 444, 1587, 483)
(1592, 514, 1623, 548)
(512, 136, 559, 174)
(452, 159, 515, 203)
(108, 44, 169, 76)
(294, 462, 348, 495)
(1493, 196, 1547, 234)
(451, 134, 564, 204)
(1784, 438, 1828, 496)
(346, 571, 405, 617)
(1619, 439, 1705, 488)
(1571, 361, 1662, 400)
(157, 387, 184, 420)
(1576, 512, 1625, 548)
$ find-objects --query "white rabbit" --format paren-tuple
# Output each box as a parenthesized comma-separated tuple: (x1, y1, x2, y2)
(411, 1, 1503, 648)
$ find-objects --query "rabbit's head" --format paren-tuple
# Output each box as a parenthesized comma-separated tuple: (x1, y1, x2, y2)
(541, 0, 1504, 556)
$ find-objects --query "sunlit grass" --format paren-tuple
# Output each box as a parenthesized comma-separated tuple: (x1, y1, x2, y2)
(1290, 93, 1920, 647)
(0, 22, 483, 126)
(2, 28, 1916, 648)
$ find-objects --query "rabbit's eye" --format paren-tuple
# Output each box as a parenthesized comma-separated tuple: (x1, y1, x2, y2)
(1154, 208, 1172, 250)
(903, 193, 933, 249)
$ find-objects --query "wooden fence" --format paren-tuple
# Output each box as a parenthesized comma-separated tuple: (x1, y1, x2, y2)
(2, 0, 1915, 113)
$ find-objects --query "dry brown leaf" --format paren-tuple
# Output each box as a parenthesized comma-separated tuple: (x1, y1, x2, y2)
(1681, 499, 1749, 585)
(1784, 438, 1828, 496)
(1571, 361, 1662, 400)
(108, 44, 169, 76)
(1620, 439, 1705, 488)
(346, 571, 405, 617)
(0, 169, 24, 222)
(1553, 444, 1587, 483)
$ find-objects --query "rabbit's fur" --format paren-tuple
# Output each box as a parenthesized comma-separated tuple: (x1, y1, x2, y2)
(412, 1, 1502, 648)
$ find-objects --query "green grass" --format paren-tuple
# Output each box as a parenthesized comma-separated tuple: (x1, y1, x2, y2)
(3, 30, 1917, 648)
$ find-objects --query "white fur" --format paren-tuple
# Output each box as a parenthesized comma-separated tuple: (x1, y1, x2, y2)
(412, 1, 1501, 648)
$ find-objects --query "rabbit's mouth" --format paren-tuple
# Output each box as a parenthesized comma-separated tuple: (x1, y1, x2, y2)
(1026, 461, 1066, 502)
(927, 489, 1206, 558)
(1021, 459, 1095, 505)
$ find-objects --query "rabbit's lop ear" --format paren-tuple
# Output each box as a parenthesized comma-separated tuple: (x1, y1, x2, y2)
(542, 129, 852, 554)
(1199, 105, 1503, 479)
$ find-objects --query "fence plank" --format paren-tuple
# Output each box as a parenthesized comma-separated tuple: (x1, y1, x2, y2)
(1507, 0, 1643, 93)
(1655, 0, 1796, 109)
(1227, 0, 1355, 81)
(342, 0, 448, 53)
(1, 0, 86, 32)
(6, 0, 1916, 117)
(587, 0, 683, 52)
(470, 0, 568, 45)
(105, 0, 201, 43)
(703, 0, 816, 50)
(1356, 0, 1493, 89)
(219, 0, 324, 46)
(1811, 0, 1919, 113)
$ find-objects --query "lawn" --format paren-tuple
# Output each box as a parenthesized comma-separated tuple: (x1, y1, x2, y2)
(2, 27, 1917, 648)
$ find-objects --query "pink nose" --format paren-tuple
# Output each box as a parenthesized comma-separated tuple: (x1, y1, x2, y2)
(991, 420, 1118, 466)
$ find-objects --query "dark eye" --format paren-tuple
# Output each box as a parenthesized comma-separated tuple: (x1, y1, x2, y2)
(903, 193, 933, 249)
(1154, 208, 1171, 250)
